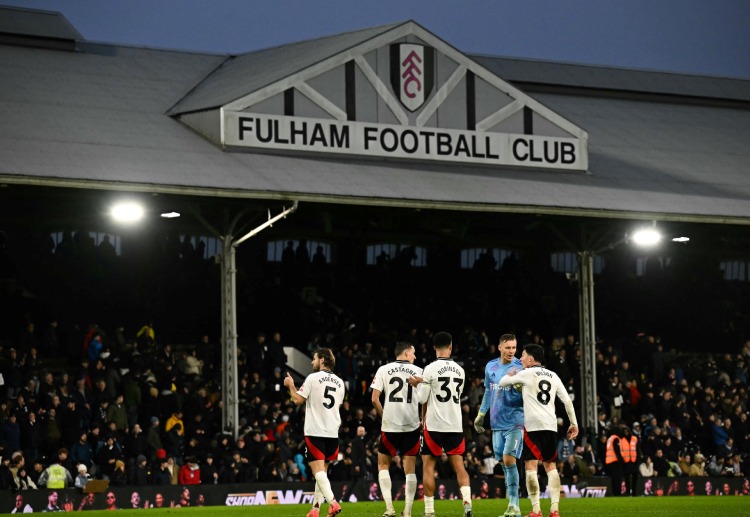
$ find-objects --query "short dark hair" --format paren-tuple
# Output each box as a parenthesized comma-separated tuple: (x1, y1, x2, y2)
(315, 348, 336, 369)
(394, 342, 414, 357)
(433, 332, 452, 349)
(500, 333, 516, 344)
(524, 344, 544, 364)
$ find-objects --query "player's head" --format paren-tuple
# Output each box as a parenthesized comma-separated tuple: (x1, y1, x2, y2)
(433, 332, 452, 350)
(313, 348, 336, 371)
(499, 334, 517, 362)
(522, 344, 544, 366)
(395, 342, 416, 363)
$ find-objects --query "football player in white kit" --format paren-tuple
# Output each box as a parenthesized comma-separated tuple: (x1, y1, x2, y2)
(371, 342, 423, 517)
(284, 348, 346, 517)
(409, 332, 473, 517)
(497, 344, 578, 517)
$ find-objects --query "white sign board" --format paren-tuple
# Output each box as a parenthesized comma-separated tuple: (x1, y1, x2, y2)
(222, 112, 587, 171)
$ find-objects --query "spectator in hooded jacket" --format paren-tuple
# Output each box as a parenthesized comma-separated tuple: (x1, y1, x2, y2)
(178, 456, 201, 484)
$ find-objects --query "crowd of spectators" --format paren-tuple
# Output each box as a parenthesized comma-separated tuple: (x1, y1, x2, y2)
(0, 317, 748, 495)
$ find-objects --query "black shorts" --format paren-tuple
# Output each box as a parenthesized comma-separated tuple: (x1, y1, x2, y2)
(305, 436, 340, 462)
(420, 427, 466, 457)
(521, 429, 558, 463)
(379, 429, 421, 457)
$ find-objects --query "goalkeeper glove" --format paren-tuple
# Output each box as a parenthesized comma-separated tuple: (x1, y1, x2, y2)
(473, 412, 486, 433)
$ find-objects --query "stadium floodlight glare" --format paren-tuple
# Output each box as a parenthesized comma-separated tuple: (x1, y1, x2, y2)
(111, 202, 144, 223)
(160, 211, 180, 218)
(672, 236, 690, 243)
(631, 227, 661, 247)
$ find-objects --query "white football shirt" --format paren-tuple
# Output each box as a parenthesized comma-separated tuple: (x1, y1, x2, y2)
(371, 360, 423, 432)
(417, 357, 465, 433)
(497, 365, 577, 432)
(297, 369, 345, 437)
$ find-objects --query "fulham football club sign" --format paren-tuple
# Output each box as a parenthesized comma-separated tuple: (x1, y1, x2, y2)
(390, 44, 434, 112)
(218, 22, 588, 172)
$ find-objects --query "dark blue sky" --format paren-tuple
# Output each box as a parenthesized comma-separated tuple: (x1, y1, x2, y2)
(5, 0, 750, 79)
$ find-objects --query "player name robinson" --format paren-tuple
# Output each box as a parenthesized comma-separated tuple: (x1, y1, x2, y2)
(222, 112, 584, 170)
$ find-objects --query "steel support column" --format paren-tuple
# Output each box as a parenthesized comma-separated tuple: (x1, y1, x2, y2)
(219, 201, 298, 438)
(221, 237, 239, 437)
(578, 250, 597, 443)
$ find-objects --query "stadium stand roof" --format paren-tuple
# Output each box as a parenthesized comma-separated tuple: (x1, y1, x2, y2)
(1, 6, 749, 225)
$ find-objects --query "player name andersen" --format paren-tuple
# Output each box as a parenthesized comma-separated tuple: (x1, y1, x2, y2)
(223, 112, 584, 170)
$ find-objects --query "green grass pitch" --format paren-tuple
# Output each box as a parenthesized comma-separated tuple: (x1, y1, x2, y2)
(69, 497, 750, 517)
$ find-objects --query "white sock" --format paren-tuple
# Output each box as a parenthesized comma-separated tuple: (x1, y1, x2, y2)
(459, 485, 471, 505)
(314, 471, 336, 504)
(313, 481, 325, 508)
(405, 473, 417, 514)
(526, 470, 540, 513)
(548, 468, 561, 512)
(379, 470, 394, 511)
(424, 495, 435, 514)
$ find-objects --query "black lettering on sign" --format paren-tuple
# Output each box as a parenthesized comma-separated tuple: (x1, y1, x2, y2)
(561, 142, 576, 164)
(401, 130, 418, 154)
(364, 127, 377, 150)
(513, 138, 528, 161)
(381, 128, 398, 152)
(310, 123, 327, 146)
(290, 121, 307, 146)
(239, 117, 253, 141)
(330, 125, 349, 149)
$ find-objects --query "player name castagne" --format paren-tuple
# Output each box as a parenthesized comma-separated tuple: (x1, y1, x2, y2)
(318, 375, 342, 387)
(387, 366, 419, 376)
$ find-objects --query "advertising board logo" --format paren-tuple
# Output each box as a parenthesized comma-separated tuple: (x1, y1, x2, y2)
(225, 490, 315, 506)
(390, 43, 434, 112)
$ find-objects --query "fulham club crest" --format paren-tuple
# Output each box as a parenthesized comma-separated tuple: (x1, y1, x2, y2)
(391, 43, 434, 112)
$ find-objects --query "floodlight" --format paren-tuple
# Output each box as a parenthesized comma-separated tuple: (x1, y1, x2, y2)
(111, 202, 144, 223)
(631, 227, 661, 247)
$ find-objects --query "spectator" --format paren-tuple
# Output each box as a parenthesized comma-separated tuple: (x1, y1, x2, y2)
(178, 456, 201, 484)
(74, 464, 91, 489)
(146, 416, 163, 460)
(151, 456, 171, 485)
(639, 455, 654, 477)
(689, 453, 707, 477)
(200, 454, 218, 485)
(677, 453, 692, 476)
(129, 455, 150, 486)
(561, 455, 580, 484)
(652, 449, 671, 477)
(110, 459, 127, 486)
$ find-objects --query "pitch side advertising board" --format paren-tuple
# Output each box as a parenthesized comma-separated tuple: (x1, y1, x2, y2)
(0, 478, 618, 512)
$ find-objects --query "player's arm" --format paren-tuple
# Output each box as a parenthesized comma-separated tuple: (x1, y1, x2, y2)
(417, 374, 435, 405)
(556, 378, 579, 439)
(475, 365, 491, 432)
(372, 388, 384, 418)
(497, 368, 523, 388)
(283, 372, 307, 406)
